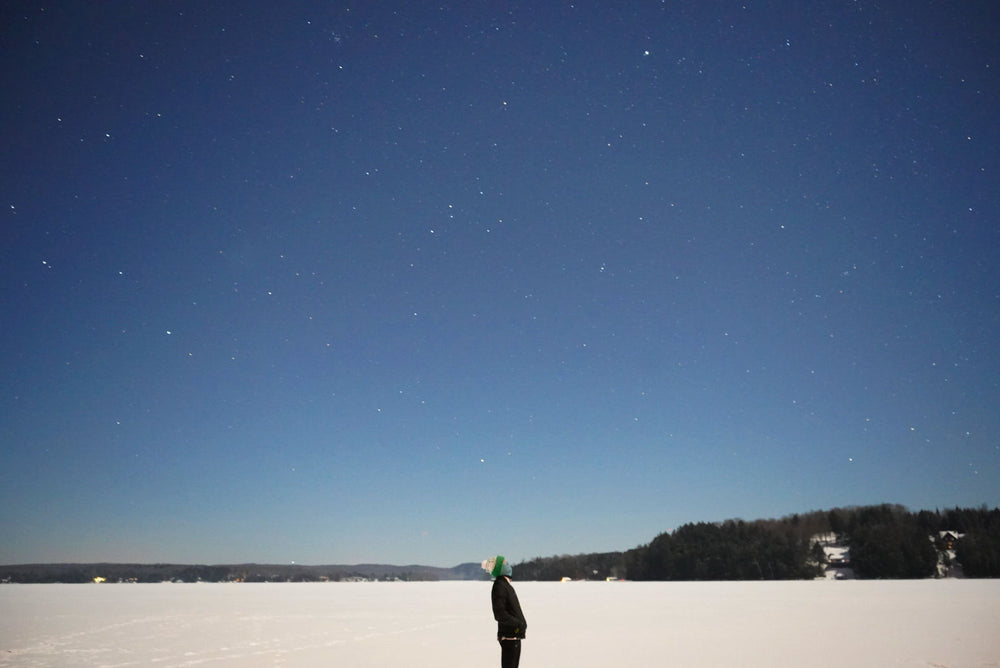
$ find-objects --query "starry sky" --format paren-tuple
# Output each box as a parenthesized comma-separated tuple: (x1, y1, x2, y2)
(2, 2, 998, 567)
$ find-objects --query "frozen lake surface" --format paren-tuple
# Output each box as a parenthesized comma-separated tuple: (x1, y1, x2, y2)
(1, 580, 998, 666)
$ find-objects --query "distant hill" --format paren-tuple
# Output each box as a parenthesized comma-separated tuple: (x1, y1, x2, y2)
(0, 562, 485, 584)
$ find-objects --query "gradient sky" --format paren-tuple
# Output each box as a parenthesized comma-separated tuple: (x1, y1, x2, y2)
(3, 2, 998, 567)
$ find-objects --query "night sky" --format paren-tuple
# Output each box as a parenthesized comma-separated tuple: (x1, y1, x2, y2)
(3, 2, 998, 567)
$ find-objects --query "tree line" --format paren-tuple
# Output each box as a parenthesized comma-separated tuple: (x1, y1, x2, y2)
(0, 562, 480, 584)
(4, 504, 997, 583)
(515, 504, 1000, 581)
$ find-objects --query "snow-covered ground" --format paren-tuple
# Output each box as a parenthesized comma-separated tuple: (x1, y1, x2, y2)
(1, 580, 997, 666)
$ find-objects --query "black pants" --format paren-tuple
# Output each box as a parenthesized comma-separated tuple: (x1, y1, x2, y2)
(499, 638, 521, 668)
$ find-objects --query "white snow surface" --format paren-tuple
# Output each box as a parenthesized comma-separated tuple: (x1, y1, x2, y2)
(1, 580, 998, 667)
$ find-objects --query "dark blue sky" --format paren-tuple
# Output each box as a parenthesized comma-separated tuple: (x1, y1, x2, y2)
(3, 1, 998, 566)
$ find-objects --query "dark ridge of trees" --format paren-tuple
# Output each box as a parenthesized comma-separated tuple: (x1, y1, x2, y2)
(5, 506, 1000, 583)
(841, 504, 938, 579)
(621, 519, 822, 581)
(513, 552, 626, 581)
(952, 507, 1000, 577)
(519, 504, 1000, 581)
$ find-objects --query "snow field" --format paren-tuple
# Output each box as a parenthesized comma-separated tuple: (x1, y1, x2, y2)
(1, 580, 998, 667)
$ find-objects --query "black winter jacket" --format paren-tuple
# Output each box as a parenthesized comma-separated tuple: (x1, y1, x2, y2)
(491, 576, 527, 639)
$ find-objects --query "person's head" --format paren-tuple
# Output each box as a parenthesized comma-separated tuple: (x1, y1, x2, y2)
(481, 555, 512, 579)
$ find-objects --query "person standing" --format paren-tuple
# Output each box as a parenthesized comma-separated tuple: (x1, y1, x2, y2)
(482, 555, 527, 668)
